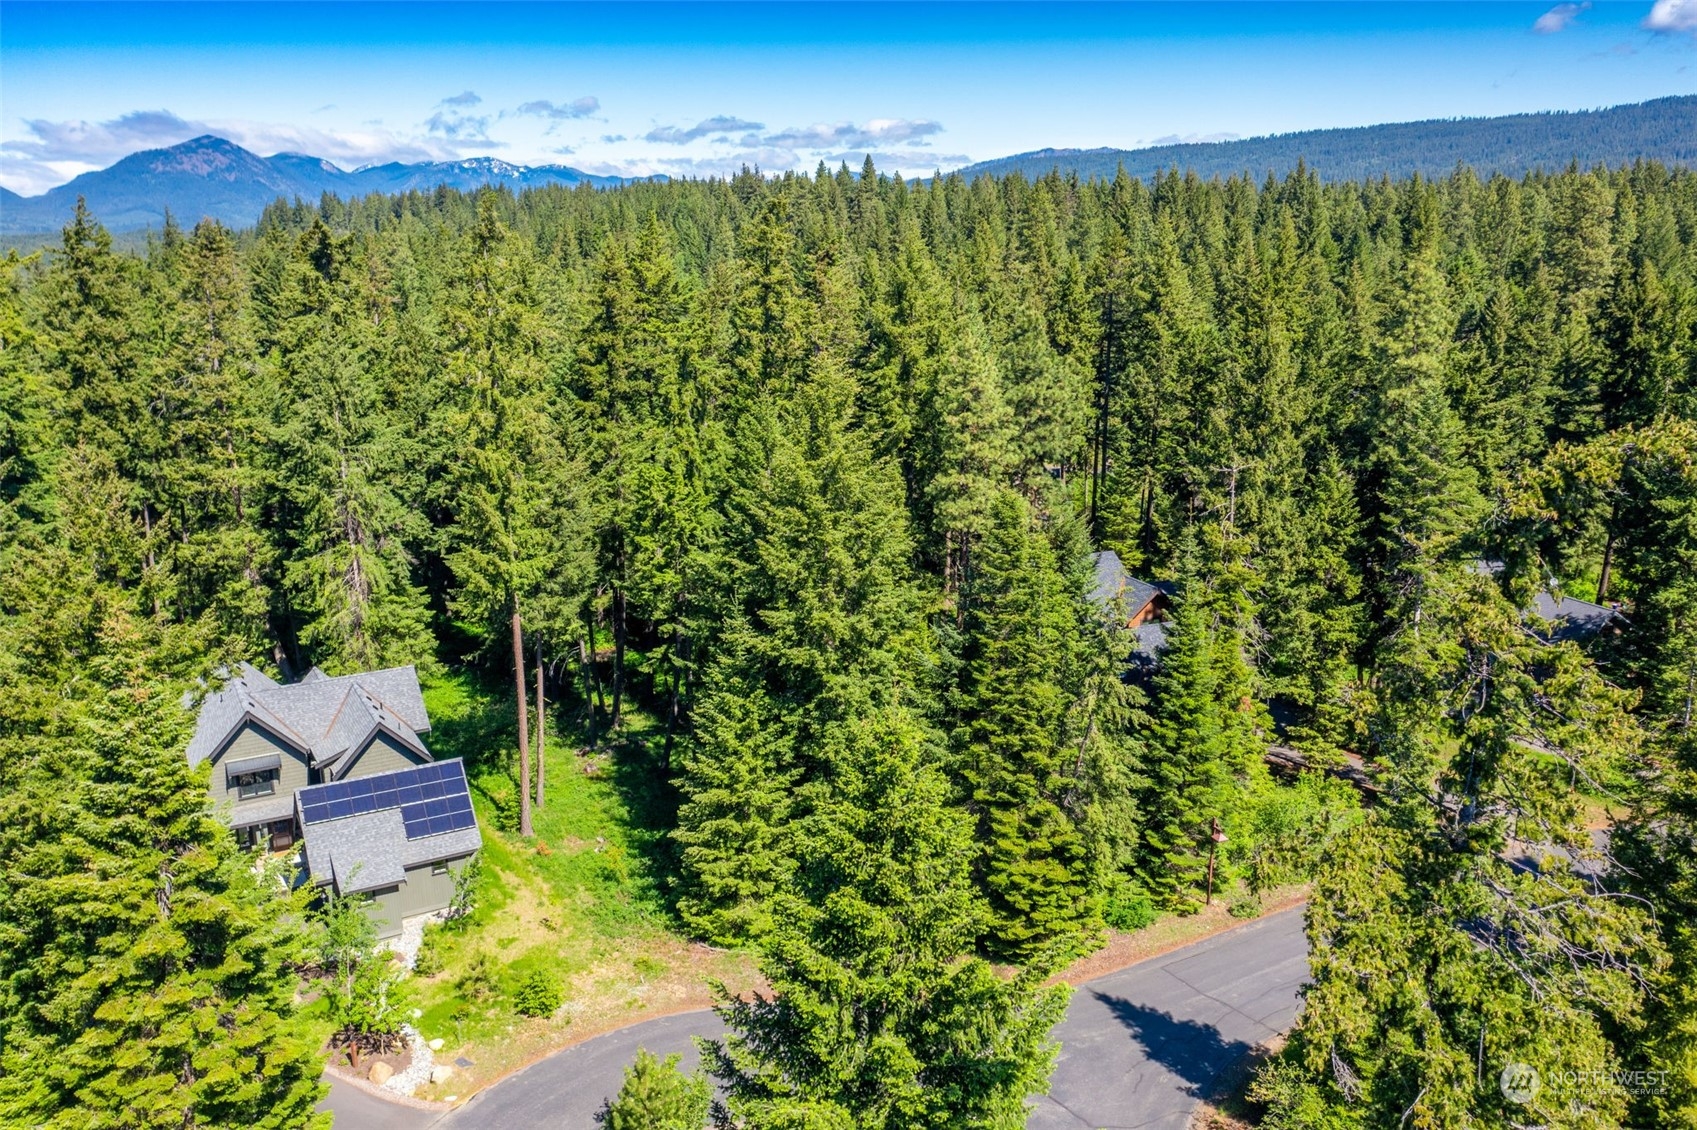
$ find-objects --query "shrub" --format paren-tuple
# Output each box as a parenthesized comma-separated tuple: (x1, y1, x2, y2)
(1228, 896, 1262, 919)
(1103, 888, 1158, 932)
(329, 956, 407, 1067)
(512, 968, 562, 1017)
(454, 950, 498, 1001)
(447, 851, 483, 922)
(413, 925, 444, 976)
(596, 1048, 711, 1129)
(632, 955, 666, 983)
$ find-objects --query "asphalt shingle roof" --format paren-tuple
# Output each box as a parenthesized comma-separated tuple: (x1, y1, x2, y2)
(296, 760, 482, 894)
(1473, 561, 1623, 644)
(186, 663, 431, 773)
(1091, 551, 1170, 619)
(1531, 590, 1621, 644)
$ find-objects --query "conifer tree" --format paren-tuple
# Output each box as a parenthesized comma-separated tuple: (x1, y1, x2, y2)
(706, 708, 1068, 1130)
(440, 192, 583, 831)
(1133, 540, 1235, 909)
(672, 664, 799, 944)
(597, 1049, 711, 1130)
(1257, 573, 1660, 1130)
(0, 635, 326, 1128)
(263, 219, 435, 673)
(956, 490, 1093, 957)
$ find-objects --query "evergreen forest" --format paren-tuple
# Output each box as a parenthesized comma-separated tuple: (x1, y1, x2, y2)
(3, 156, 1697, 1128)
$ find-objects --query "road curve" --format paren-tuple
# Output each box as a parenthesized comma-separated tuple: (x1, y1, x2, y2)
(325, 906, 1309, 1130)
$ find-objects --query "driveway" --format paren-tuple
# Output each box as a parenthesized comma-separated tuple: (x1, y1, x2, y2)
(325, 906, 1310, 1129)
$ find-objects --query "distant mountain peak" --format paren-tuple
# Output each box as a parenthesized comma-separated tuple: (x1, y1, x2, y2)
(2, 135, 625, 236)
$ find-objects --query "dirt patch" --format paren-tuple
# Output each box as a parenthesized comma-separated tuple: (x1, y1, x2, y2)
(323, 1042, 410, 1083)
(411, 938, 762, 1104)
(1060, 887, 1309, 986)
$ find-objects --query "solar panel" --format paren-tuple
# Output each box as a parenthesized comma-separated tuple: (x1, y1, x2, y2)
(300, 758, 473, 836)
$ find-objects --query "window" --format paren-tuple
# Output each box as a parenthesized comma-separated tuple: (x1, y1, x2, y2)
(232, 768, 278, 799)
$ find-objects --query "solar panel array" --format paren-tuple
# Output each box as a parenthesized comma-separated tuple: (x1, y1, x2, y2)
(298, 760, 475, 839)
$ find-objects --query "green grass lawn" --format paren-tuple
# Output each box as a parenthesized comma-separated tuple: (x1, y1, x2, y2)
(362, 670, 1311, 1105)
(389, 671, 758, 1102)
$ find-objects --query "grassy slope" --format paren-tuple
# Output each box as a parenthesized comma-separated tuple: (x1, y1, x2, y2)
(396, 672, 759, 1101)
(364, 673, 1317, 1105)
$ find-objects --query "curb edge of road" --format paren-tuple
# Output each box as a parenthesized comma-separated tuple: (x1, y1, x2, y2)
(1059, 896, 1309, 989)
(342, 900, 1315, 1116)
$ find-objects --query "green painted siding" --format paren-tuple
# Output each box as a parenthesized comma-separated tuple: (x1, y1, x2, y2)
(340, 731, 430, 781)
(208, 724, 310, 811)
(364, 857, 467, 939)
(364, 885, 404, 939)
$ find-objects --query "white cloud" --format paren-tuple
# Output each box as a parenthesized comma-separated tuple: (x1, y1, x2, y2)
(425, 110, 497, 144)
(583, 143, 967, 181)
(1147, 131, 1241, 146)
(0, 108, 487, 194)
(1534, 3, 1589, 33)
(517, 97, 600, 120)
(643, 115, 766, 145)
(441, 91, 483, 106)
(1645, 0, 1697, 30)
(762, 118, 943, 149)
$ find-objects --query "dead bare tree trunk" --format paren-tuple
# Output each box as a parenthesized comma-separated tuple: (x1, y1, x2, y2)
(1597, 515, 1618, 600)
(584, 603, 607, 719)
(610, 586, 626, 730)
(663, 627, 683, 769)
(512, 603, 532, 837)
(535, 641, 546, 811)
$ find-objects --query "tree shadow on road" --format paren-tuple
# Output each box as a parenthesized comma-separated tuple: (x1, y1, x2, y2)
(1089, 991, 1254, 1096)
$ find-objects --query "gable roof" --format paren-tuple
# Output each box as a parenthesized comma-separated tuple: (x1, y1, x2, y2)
(186, 663, 431, 773)
(295, 760, 481, 894)
(1473, 560, 1623, 645)
(1090, 551, 1171, 619)
(1531, 589, 1622, 644)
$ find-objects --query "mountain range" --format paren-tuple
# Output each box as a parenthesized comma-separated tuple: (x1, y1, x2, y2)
(0, 135, 624, 235)
(955, 95, 1697, 184)
(4, 94, 1697, 238)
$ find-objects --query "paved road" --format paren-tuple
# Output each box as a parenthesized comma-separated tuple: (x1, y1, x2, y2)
(327, 907, 1309, 1130)
(320, 1075, 446, 1130)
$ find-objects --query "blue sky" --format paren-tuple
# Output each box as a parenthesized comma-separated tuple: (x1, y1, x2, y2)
(2, 1, 1694, 195)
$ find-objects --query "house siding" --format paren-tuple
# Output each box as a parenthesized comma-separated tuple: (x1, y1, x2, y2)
(208, 724, 310, 818)
(364, 857, 467, 939)
(340, 731, 430, 781)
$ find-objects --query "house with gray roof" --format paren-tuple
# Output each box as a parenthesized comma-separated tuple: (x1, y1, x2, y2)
(187, 663, 481, 936)
(295, 761, 482, 937)
(1091, 550, 1175, 674)
(1473, 561, 1625, 645)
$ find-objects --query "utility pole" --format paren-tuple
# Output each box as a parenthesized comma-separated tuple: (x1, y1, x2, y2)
(1206, 817, 1228, 905)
